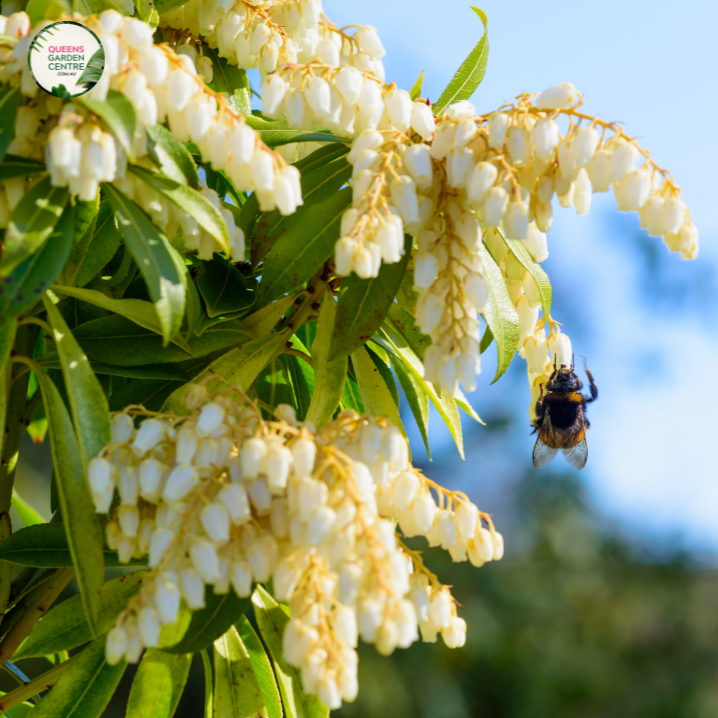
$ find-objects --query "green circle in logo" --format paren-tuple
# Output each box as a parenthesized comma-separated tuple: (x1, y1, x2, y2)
(28, 21, 105, 98)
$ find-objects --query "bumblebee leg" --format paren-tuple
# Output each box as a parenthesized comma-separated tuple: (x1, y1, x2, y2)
(583, 359, 598, 403)
(532, 384, 546, 432)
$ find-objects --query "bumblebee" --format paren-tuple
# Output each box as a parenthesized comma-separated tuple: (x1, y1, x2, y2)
(532, 358, 598, 470)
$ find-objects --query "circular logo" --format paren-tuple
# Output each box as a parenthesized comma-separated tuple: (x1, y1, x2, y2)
(28, 21, 105, 98)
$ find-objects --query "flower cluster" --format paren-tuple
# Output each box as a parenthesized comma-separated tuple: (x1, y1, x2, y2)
(90, 383, 502, 710)
(0, 11, 301, 217)
(161, 0, 386, 82)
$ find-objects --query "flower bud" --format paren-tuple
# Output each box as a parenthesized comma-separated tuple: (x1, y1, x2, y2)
(535, 82, 579, 110)
(242, 438, 267, 479)
(572, 126, 599, 166)
(467, 161, 498, 205)
(484, 186, 508, 227)
(162, 465, 198, 503)
(403, 143, 433, 190)
(531, 118, 559, 159)
(547, 331, 572, 368)
(410, 101, 436, 141)
(488, 112, 509, 149)
(88, 457, 115, 514)
(138, 606, 160, 648)
(385, 88, 412, 131)
(181, 567, 206, 609)
(105, 627, 127, 665)
(111, 413, 134, 444)
(191, 539, 221, 583)
(201, 502, 230, 543)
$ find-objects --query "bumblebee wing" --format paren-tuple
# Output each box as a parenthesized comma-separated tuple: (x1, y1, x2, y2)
(563, 439, 588, 470)
(533, 439, 559, 468)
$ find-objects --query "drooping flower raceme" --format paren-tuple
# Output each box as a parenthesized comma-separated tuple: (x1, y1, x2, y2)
(92, 383, 502, 710)
(0, 10, 302, 235)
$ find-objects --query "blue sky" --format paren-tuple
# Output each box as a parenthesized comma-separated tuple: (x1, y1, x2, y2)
(326, 0, 718, 552)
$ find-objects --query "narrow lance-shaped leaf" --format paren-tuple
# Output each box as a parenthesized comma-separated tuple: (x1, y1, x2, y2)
(27, 638, 126, 718)
(0, 154, 45, 179)
(163, 588, 250, 655)
(237, 616, 282, 718)
(261, 187, 352, 302)
(214, 625, 269, 717)
(104, 184, 187, 345)
(0, 203, 74, 323)
(129, 164, 230, 253)
(0, 87, 20, 163)
(252, 586, 329, 718)
(56, 194, 101, 287)
(307, 295, 347, 428)
(433, 7, 489, 115)
(330, 235, 412, 360)
(478, 244, 520, 383)
(501, 232, 552, 319)
(351, 345, 404, 434)
(410, 70, 425, 100)
(0, 322, 16, 461)
(389, 353, 431, 457)
(16, 570, 145, 659)
(245, 115, 345, 148)
(0, 175, 69, 276)
(126, 619, 193, 718)
(78, 90, 136, 160)
(43, 295, 111, 470)
(147, 124, 200, 188)
(50, 285, 192, 353)
(0, 522, 145, 568)
(206, 46, 251, 116)
(33, 371, 105, 635)
(202, 650, 214, 718)
(252, 144, 351, 264)
(380, 321, 464, 458)
(196, 255, 257, 318)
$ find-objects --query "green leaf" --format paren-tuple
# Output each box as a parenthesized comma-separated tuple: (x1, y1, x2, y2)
(237, 616, 282, 718)
(479, 323, 493, 354)
(0, 521, 142, 568)
(380, 321, 464, 458)
(478, 244, 520, 383)
(57, 194, 101, 287)
(341, 373, 364, 413)
(43, 295, 111, 470)
(389, 353, 430, 457)
(153, 0, 187, 15)
(0, 202, 74, 323)
(104, 184, 187, 345)
(164, 330, 287, 414)
(409, 70, 425, 100)
(28, 638, 126, 718)
(214, 625, 269, 717)
(433, 7, 489, 115)
(351, 345, 404, 433)
(78, 90, 136, 160)
(129, 164, 230, 253)
(136, 0, 159, 25)
(366, 342, 400, 408)
(74, 200, 123, 288)
(0, 321, 15, 461)
(1, 175, 69, 276)
(255, 360, 296, 414)
(16, 570, 145, 659)
(261, 187, 351, 302)
(0, 87, 20, 163)
(245, 115, 346, 149)
(127, 625, 192, 718)
(11, 489, 46, 526)
(61, 314, 249, 367)
(306, 296, 347, 428)
(202, 650, 214, 718)
(330, 235, 412, 360)
(147, 124, 199, 188)
(206, 46, 251, 116)
(50, 285, 192, 353)
(163, 588, 250, 655)
(252, 144, 351, 265)
(280, 354, 311, 422)
(196, 255, 256, 318)
(502, 233, 552, 319)
(33, 370, 104, 635)
(244, 292, 299, 338)
(0, 154, 45, 179)
(252, 586, 329, 718)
